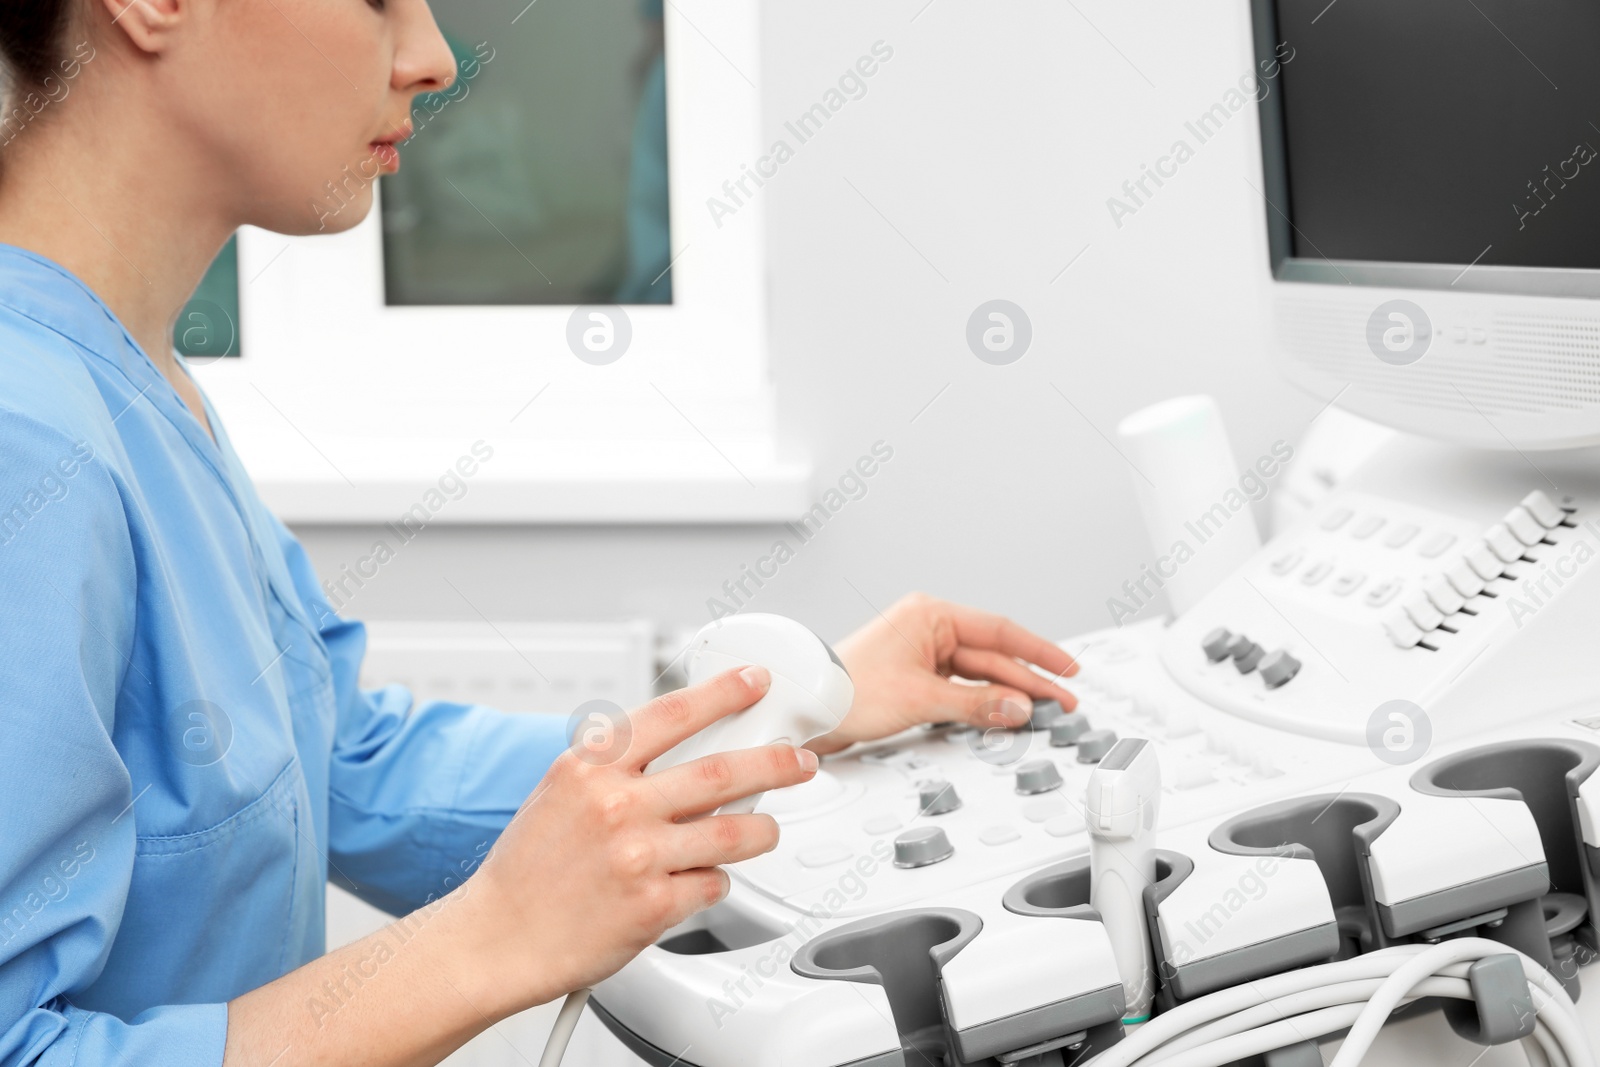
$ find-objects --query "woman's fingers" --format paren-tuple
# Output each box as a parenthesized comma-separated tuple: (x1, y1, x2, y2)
(644, 742, 818, 819)
(908, 675, 1032, 728)
(947, 647, 1078, 711)
(625, 666, 772, 769)
(944, 602, 1079, 679)
(665, 813, 781, 871)
(667, 868, 732, 924)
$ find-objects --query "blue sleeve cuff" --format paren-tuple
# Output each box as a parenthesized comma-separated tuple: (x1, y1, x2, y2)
(44, 1002, 227, 1067)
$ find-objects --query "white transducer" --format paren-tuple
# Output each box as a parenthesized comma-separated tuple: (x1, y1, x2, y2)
(645, 613, 856, 813)
(1087, 737, 1162, 1023)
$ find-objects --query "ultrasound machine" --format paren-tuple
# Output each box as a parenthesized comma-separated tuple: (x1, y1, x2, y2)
(561, 1, 1600, 1064)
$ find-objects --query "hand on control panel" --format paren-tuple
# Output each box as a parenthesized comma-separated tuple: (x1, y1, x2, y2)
(810, 593, 1080, 755)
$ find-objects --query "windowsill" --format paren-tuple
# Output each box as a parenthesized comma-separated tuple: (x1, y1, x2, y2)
(243, 439, 814, 525)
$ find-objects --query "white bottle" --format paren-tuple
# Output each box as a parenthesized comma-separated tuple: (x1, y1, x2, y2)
(1087, 737, 1162, 1023)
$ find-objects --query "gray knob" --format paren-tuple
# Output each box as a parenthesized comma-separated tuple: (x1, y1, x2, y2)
(1259, 650, 1302, 689)
(1014, 758, 1064, 795)
(1049, 715, 1091, 747)
(1201, 627, 1234, 662)
(1226, 635, 1254, 660)
(893, 826, 954, 868)
(1232, 641, 1264, 674)
(1029, 698, 1066, 730)
(1075, 729, 1118, 763)
(918, 779, 961, 816)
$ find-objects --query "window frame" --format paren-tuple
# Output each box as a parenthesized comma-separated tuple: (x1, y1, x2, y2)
(193, 0, 810, 524)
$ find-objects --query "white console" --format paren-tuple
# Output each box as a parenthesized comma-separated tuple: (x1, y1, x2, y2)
(586, 439, 1600, 1067)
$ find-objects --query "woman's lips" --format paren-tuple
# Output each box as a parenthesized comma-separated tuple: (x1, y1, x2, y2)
(369, 141, 401, 174)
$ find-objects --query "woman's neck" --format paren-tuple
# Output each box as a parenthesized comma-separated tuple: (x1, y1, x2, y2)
(0, 77, 235, 428)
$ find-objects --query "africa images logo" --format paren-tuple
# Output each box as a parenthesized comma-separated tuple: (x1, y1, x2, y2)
(1366, 300, 1432, 366)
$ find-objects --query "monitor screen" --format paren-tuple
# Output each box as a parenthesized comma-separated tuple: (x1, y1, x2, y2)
(1264, 0, 1600, 272)
(379, 0, 673, 306)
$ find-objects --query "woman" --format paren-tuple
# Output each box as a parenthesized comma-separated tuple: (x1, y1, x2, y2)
(0, 2, 1080, 1065)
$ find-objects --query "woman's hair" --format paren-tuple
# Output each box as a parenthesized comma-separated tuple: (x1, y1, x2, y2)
(0, 1, 72, 92)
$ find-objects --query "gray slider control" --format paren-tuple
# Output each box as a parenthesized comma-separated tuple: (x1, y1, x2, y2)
(1049, 715, 1091, 747)
(1201, 627, 1234, 662)
(1014, 759, 1064, 795)
(1075, 729, 1118, 763)
(918, 779, 962, 816)
(893, 826, 955, 868)
(1259, 650, 1302, 689)
(1029, 699, 1066, 731)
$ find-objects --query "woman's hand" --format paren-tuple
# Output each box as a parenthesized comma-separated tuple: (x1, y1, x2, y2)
(465, 665, 817, 1009)
(811, 593, 1079, 755)
(226, 668, 810, 1066)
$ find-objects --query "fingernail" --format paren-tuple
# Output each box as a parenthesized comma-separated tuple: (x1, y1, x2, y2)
(797, 747, 819, 773)
(739, 665, 771, 690)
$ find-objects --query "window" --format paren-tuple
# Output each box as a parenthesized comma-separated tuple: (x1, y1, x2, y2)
(193, 0, 808, 524)
(380, 7, 673, 306)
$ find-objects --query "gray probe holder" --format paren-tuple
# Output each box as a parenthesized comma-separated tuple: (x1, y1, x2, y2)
(1134, 797, 1397, 1003)
(1410, 737, 1600, 1000)
(792, 894, 1126, 1066)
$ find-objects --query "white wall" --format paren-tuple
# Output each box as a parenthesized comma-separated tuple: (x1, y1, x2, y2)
(292, 0, 1322, 663)
(310, 4, 1329, 1063)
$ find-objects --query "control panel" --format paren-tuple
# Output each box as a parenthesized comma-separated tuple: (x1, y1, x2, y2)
(1162, 481, 1600, 746)
(590, 446, 1600, 1067)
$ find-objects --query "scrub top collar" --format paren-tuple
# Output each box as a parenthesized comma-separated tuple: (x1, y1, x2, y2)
(0, 242, 232, 493)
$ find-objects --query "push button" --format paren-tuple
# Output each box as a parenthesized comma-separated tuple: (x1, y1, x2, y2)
(1383, 609, 1424, 649)
(1417, 531, 1457, 559)
(1402, 591, 1445, 630)
(862, 814, 903, 835)
(1365, 579, 1403, 608)
(1521, 490, 1566, 528)
(1201, 627, 1234, 661)
(1300, 560, 1334, 586)
(1014, 759, 1064, 795)
(1022, 797, 1067, 823)
(798, 843, 852, 868)
(1331, 570, 1366, 596)
(1485, 524, 1525, 563)
(1504, 506, 1545, 547)
(1444, 558, 1486, 598)
(1049, 716, 1091, 747)
(893, 827, 954, 868)
(1075, 729, 1118, 763)
(1029, 699, 1066, 731)
(1259, 650, 1301, 689)
(918, 780, 961, 816)
(1383, 523, 1419, 549)
(1464, 540, 1507, 580)
(1233, 642, 1265, 674)
(1269, 549, 1304, 576)
(1319, 508, 1353, 531)
(1422, 574, 1465, 615)
(1351, 515, 1386, 539)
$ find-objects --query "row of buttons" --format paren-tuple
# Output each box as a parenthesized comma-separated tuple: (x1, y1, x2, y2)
(1269, 551, 1406, 605)
(1199, 628, 1302, 689)
(1318, 508, 1459, 558)
(1383, 490, 1572, 649)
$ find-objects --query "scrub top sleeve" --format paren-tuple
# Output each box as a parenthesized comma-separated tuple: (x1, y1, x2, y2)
(0, 412, 228, 1067)
(268, 518, 572, 914)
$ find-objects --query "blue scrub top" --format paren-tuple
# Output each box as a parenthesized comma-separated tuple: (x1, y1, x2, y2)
(0, 245, 571, 1066)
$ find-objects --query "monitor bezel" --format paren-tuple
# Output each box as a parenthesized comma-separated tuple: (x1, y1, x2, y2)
(1250, 0, 1600, 301)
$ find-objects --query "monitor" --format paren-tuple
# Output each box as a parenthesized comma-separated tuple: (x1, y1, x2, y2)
(1251, 0, 1600, 449)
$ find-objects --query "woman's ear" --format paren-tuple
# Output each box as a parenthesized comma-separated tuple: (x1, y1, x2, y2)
(97, 0, 184, 56)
